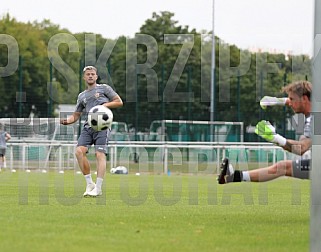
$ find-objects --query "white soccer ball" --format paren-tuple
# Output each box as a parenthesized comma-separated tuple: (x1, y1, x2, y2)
(110, 166, 128, 174)
(88, 105, 113, 131)
(116, 166, 128, 174)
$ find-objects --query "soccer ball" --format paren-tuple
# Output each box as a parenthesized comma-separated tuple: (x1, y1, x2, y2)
(88, 105, 113, 131)
(110, 166, 128, 174)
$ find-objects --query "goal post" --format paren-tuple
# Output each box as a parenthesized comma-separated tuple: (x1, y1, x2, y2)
(149, 120, 244, 142)
(311, 0, 321, 250)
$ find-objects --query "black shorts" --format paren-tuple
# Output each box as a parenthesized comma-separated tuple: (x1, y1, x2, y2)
(292, 159, 310, 179)
(77, 126, 111, 153)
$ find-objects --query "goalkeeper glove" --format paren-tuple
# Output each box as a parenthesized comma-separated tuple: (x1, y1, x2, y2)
(260, 96, 287, 109)
(255, 120, 287, 146)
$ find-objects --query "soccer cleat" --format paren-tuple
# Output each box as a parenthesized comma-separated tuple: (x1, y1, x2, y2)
(86, 186, 102, 197)
(83, 183, 96, 196)
(218, 158, 231, 184)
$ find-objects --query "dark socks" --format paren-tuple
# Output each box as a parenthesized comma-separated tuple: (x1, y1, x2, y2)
(226, 170, 243, 183)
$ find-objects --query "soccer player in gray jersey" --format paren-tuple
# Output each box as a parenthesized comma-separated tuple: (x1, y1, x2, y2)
(60, 66, 123, 196)
(218, 80, 312, 184)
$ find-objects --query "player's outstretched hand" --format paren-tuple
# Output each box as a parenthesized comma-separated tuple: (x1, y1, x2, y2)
(255, 120, 286, 146)
(260, 96, 287, 109)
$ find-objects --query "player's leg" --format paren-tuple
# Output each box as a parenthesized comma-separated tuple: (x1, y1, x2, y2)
(0, 148, 5, 170)
(0, 149, 5, 170)
(247, 160, 293, 182)
(218, 158, 293, 183)
(86, 152, 105, 196)
(76, 128, 95, 196)
(93, 151, 107, 196)
(95, 151, 107, 179)
(75, 146, 90, 174)
(87, 129, 110, 197)
(248, 159, 310, 181)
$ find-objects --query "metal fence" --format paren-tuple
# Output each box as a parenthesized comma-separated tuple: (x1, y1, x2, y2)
(2, 140, 297, 174)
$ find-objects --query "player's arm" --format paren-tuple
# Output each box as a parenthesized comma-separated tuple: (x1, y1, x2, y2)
(283, 137, 312, 155)
(260, 96, 288, 109)
(60, 112, 81, 125)
(5, 133, 11, 141)
(255, 120, 312, 155)
(102, 95, 123, 109)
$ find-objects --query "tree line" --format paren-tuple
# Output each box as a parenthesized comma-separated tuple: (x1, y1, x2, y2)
(0, 12, 311, 132)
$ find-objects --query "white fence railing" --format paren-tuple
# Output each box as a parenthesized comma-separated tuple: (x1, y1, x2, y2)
(4, 140, 295, 174)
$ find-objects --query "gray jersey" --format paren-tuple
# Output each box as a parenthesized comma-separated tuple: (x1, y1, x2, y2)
(0, 131, 7, 149)
(75, 84, 118, 124)
(292, 115, 313, 179)
(303, 115, 312, 138)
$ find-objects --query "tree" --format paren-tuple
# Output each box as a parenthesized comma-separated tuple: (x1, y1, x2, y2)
(0, 14, 49, 117)
(0, 11, 312, 141)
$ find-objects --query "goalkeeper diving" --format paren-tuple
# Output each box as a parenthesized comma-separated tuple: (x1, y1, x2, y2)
(218, 80, 312, 184)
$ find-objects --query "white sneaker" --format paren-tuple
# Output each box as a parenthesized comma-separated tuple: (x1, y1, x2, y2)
(87, 186, 102, 197)
(83, 183, 96, 196)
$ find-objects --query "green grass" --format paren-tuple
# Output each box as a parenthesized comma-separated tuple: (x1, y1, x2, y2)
(0, 170, 309, 252)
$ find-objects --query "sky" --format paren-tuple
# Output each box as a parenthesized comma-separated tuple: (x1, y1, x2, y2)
(2, 0, 315, 55)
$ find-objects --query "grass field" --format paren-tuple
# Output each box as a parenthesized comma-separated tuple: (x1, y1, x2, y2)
(0, 170, 309, 252)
